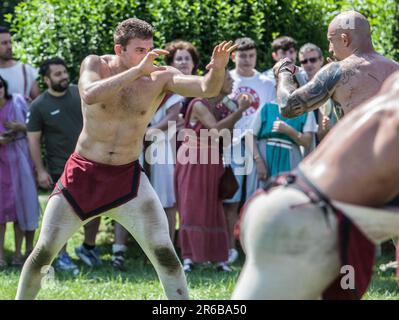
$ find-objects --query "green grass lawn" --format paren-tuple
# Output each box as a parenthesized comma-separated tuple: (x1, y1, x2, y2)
(0, 218, 240, 300)
(0, 196, 398, 300)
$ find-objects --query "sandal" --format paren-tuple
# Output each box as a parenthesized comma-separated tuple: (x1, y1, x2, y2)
(111, 251, 126, 271)
(0, 258, 7, 268)
(11, 256, 24, 267)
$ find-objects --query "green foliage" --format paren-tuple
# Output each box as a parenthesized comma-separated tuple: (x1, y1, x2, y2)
(0, 0, 22, 26)
(4, 0, 399, 83)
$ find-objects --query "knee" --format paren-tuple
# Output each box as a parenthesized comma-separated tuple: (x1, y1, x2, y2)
(27, 245, 55, 270)
(141, 199, 160, 214)
(152, 246, 181, 274)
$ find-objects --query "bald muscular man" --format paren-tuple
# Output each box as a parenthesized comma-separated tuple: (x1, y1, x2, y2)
(275, 11, 399, 120)
(16, 18, 237, 300)
(232, 69, 399, 299)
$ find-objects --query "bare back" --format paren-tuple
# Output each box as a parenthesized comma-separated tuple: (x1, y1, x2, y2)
(77, 55, 169, 165)
(301, 71, 399, 206)
(332, 53, 399, 115)
(276, 52, 399, 120)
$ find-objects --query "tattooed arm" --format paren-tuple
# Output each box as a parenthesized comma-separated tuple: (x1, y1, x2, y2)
(276, 62, 342, 118)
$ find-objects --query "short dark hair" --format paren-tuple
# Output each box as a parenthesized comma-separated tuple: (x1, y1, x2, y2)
(164, 40, 200, 75)
(271, 36, 297, 53)
(0, 26, 10, 35)
(235, 37, 257, 51)
(0, 75, 12, 100)
(39, 57, 67, 77)
(114, 18, 154, 48)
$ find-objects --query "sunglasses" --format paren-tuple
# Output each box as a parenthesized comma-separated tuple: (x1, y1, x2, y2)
(300, 57, 320, 65)
(0, 82, 3, 88)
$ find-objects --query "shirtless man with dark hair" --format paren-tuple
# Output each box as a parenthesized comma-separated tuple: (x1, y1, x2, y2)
(233, 69, 399, 300)
(16, 18, 237, 300)
(274, 11, 399, 120)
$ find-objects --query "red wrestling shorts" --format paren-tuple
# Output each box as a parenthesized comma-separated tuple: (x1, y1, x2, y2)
(51, 152, 142, 221)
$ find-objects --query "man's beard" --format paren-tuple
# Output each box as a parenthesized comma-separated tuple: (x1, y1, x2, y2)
(0, 50, 12, 61)
(50, 79, 69, 92)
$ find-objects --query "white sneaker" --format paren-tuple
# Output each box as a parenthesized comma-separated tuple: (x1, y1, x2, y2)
(227, 248, 239, 265)
(183, 258, 194, 272)
(216, 262, 232, 272)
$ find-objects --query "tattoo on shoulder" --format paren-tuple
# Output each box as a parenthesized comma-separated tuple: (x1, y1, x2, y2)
(341, 69, 356, 85)
(307, 62, 342, 99)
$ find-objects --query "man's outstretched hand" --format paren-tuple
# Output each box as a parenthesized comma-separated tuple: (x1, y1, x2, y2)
(137, 49, 169, 76)
(206, 41, 238, 70)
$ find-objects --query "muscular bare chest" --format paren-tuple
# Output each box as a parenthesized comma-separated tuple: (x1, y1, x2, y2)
(108, 78, 164, 118)
(82, 78, 166, 143)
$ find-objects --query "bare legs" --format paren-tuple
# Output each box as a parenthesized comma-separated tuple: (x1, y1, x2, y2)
(25, 230, 35, 255)
(13, 223, 24, 264)
(16, 195, 84, 300)
(0, 224, 5, 266)
(16, 173, 188, 300)
(84, 217, 101, 246)
(165, 205, 177, 243)
(108, 173, 188, 299)
(0, 223, 36, 266)
(223, 202, 239, 250)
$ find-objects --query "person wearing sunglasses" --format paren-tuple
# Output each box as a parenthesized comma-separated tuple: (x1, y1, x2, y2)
(299, 43, 324, 81)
